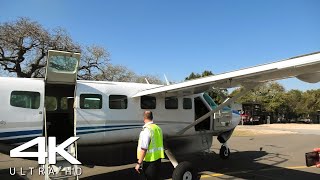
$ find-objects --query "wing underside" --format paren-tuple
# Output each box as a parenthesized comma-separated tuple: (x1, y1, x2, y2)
(132, 52, 320, 97)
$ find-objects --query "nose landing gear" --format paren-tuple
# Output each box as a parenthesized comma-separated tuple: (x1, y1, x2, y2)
(219, 143, 230, 159)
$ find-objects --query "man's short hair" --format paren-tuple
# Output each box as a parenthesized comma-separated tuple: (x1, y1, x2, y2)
(144, 111, 153, 120)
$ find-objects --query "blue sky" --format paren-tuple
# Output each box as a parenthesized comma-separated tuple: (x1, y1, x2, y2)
(2, 0, 320, 91)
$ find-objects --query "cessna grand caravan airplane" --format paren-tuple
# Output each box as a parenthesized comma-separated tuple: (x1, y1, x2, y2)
(1, 50, 320, 180)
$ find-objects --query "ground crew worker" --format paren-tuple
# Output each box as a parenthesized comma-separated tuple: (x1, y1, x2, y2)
(135, 111, 165, 180)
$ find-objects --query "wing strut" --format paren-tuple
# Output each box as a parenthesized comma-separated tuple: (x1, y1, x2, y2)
(176, 83, 261, 135)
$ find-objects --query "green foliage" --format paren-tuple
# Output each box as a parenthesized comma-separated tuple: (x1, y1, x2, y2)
(185, 70, 227, 104)
(231, 82, 320, 119)
(301, 89, 320, 115)
(185, 70, 213, 81)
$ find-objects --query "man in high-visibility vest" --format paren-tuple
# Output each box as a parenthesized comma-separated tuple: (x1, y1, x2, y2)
(135, 111, 165, 180)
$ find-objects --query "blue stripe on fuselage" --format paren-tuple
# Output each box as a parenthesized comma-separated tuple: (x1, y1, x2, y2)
(0, 129, 42, 138)
(0, 136, 39, 144)
(0, 125, 142, 144)
(77, 124, 142, 131)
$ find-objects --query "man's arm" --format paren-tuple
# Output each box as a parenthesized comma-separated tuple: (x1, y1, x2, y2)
(135, 129, 151, 173)
(135, 148, 147, 173)
(137, 148, 147, 164)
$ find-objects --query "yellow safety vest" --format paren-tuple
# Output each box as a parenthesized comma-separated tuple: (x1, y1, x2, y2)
(137, 124, 165, 162)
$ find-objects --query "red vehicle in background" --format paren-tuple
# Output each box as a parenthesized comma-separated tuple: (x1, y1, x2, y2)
(240, 103, 264, 125)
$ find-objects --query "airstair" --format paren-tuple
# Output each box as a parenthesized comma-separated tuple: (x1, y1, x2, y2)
(44, 143, 79, 180)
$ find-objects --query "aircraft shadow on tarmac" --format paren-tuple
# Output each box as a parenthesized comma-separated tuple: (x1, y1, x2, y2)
(3, 142, 319, 180)
(79, 146, 320, 180)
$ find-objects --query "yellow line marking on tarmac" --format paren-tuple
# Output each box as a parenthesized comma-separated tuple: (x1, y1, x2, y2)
(286, 166, 309, 169)
(200, 165, 311, 179)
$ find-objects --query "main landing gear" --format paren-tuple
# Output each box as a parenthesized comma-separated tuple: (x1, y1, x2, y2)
(165, 149, 199, 180)
(173, 161, 197, 180)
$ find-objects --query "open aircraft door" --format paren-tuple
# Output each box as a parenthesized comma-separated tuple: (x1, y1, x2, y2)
(44, 50, 81, 180)
(44, 50, 80, 138)
(45, 50, 80, 85)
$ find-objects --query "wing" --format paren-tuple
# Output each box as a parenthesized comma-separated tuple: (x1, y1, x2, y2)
(133, 52, 320, 97)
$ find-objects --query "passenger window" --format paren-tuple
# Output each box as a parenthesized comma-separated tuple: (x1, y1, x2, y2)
(165, 97, 178, 109)
(45, 96, 57, 111)
(10, 91, 40, 109)
(141, 96, 156, 109)
(80, 94, 102, 109)
(109, 95, 128, 109)
(60, 97, 68, 110)
(183, 98, 192, 109)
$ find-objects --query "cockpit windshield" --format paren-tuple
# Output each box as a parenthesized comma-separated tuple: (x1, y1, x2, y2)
(203, 93, 218, 109)
(203, 92, 231, 111)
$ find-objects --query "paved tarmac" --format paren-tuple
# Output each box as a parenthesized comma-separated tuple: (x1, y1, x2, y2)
(0, 125, 319, 180)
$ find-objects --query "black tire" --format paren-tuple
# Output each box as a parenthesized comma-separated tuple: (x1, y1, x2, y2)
(172, 161, 198, 180)
(219, 145, 230, 159)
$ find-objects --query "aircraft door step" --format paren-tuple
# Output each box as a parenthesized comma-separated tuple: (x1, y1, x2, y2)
(44, 143, 79, 180)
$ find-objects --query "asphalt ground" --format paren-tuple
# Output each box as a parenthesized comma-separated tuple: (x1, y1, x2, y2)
(0, 125, 319, 180)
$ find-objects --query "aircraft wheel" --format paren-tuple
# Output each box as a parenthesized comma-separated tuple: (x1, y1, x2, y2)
(172, 161, 198, 180)
(219, 145, 230, 159)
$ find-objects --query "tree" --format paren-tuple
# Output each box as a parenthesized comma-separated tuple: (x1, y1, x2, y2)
(284, 89, 303, 119)
(134, 74, 163, 84)
(185, 70, 214, 81)
(78, 45, 110, 80)
(185, 72, 200, 81)
(0, 17, 79, 78)
(0, 18, 163, 83)
(301, 89, 320, 117)
(0, 17, 111, 80)
(185, 70, 227, 103)
(231, 82, 289, 121)
(95, 64, 163, 84)
(95, 64, 135, 82)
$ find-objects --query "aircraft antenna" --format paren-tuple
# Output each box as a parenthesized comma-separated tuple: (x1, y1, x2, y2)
(164, 74, 170, 85)
(145, 78, 150, 84)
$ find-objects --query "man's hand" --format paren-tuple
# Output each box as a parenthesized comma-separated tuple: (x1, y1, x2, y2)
(136, 148, 147, 173)
(313, 148, 320, 168)
(135, 163, 141, 173)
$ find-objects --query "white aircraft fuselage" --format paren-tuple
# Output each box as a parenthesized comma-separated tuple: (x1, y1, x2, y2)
(0, 77, 240, 156)
(2, 50, 320, 173)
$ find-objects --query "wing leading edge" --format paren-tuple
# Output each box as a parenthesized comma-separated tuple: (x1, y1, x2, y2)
(132, 52, 320, 98)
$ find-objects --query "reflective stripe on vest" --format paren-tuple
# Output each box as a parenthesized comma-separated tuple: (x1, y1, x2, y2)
(137, 123, 165, 162)
(147, 147, 164, 153)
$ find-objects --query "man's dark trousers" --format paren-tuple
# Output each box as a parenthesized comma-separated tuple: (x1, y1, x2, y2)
(142, 159, 161, 180)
